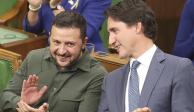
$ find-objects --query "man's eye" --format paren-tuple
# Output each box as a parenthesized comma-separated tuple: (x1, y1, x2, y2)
(53, 40, 60, 45)
(66, 42, 75, 47)
(110, 29, 118, 34)
(113, 30, 118, 34)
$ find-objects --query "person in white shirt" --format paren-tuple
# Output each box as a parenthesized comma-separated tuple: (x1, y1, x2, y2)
(98, 0, 194, 112)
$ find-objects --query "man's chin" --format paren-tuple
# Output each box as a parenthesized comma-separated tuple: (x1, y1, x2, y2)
(57, 60, 71, 67)
(118, 52, 128, 59)
(58, 63, 70, 68)
(118, 55, 128, 59)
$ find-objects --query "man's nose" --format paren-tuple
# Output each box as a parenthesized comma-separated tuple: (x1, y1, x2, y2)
(109, 33, 116, 46)
(58, 45, 67, 55)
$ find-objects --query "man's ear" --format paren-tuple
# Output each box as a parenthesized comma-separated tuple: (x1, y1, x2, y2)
(136, 22, 143, 34)
(82, 37, 87, 49)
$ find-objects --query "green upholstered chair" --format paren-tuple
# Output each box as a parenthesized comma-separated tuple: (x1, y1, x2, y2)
(0, 48, 22, 92)
(0, 59, 12, 91)
(0, 0, 25, 28)
(0, 0, 17, 16)
(100, 0, 122, 49)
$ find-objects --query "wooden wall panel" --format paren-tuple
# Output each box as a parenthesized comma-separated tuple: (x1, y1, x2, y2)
(146, 0, 186, 53)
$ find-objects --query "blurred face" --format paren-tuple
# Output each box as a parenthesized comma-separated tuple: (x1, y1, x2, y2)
(50, 26, 86, 69)
(107, 17, 139, 59)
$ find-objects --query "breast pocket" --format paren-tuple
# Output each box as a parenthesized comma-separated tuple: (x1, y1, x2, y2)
(53, 92, 83, 112)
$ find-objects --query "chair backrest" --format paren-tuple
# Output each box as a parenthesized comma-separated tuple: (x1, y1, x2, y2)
(0, 0, 26, 28)
(0, 48, 22, 91)
(0, 0, 17, 16)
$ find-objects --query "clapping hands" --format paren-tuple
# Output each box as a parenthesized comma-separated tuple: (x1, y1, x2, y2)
(16, 74, 48, 112)
(17, 101, 48, 112)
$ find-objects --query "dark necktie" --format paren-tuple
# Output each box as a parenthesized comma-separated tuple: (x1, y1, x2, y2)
(128, 61, 140, 112)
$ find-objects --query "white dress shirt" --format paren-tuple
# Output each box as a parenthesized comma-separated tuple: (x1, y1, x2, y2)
(125, 44, 157, 112)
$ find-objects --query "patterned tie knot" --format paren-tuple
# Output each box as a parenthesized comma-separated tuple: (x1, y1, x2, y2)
(131, 61, 140, 69)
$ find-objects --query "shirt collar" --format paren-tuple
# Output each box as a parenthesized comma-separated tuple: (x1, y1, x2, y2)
(136, 44, 157, 68)
(43, 47, 52, 60)
(71, 50, 91, 72)
(129, 44, 157, 67)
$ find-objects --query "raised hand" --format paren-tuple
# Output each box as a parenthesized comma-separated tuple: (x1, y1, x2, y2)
(28, 0, 43, 9)
(49, 0, 64, 16)
(21, 74, 48, 105)
(132, 107, 151, 112)
(50, 0, 61, 8)
(17, 100, 49, 112)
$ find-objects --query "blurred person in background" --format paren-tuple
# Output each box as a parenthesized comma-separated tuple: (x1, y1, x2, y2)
(172, 0, 194, 65)
(23, 0, 111, 51)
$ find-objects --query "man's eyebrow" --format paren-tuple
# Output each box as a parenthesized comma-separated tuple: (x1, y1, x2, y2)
(109, 27, 118, 32)
(65, 41, 76, 43)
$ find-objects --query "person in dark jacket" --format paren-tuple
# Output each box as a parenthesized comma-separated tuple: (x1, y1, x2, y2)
(172, 0, 194, 65)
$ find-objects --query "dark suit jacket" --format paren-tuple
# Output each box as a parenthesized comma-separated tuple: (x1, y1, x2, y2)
(98, 48, 194, 112)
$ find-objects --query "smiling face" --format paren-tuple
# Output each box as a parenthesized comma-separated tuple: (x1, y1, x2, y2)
(50, 26, 86, 69)
(107, 17, 139, 59)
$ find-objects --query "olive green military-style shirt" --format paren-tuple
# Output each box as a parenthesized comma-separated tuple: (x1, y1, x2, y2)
(0, 47, 107, 112)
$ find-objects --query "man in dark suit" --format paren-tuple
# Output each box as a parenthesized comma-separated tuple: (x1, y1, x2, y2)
(98, 0, 194, 112)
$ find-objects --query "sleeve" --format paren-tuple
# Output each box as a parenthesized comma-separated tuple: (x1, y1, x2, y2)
(171, 58, 194, 111)
(81, 0, 111, 40)
(78, 70, 106, 112)
(172, 0, 194, 59)
(98, 77, 110, 112)
(22, 8, 44, 34)
(0, 56, 29, 111)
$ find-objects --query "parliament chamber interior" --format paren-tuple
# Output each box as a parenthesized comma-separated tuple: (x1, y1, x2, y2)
(0, 0, 186, 91)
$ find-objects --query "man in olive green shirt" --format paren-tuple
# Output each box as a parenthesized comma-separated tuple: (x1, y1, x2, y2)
(0, 11, 107, 112)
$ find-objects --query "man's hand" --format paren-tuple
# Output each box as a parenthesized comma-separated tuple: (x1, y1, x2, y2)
(49, 0, 64, 16)
(50, 0, 61, 8)
(21, 74, 48, 105)
(28, 0, 42, 9)
(16, 100, 48, 112)
(52, 7, 65, 16)
(132, 107, 151, 112)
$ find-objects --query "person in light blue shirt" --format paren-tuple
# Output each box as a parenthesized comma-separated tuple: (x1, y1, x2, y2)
(172, 0, 194, 65)
(23, 0, 111, 51)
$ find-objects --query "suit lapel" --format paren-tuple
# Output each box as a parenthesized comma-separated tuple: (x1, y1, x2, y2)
(115, 63, 130, 112)
(139, 49, 166, 107)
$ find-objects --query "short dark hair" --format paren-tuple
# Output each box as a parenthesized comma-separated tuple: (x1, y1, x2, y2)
(52, 11, 87, 39)
(106, 0, 157, 41)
